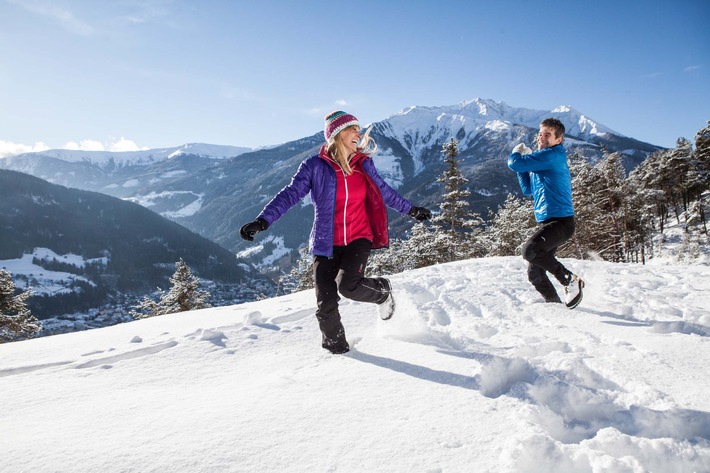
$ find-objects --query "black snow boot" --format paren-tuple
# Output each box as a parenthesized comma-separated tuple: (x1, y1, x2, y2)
(322, 329, 349, 354)
(317, 314, 349, 354)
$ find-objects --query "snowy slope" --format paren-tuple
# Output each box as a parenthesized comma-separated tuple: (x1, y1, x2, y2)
(1, 257, 708, 472)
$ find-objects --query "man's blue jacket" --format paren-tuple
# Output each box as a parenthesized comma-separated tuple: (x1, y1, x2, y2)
(508, 144, 575, 222)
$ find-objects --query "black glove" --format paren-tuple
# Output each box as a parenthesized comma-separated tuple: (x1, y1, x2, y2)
(408, 206, 431, 222)
(240, 218, 269, 241)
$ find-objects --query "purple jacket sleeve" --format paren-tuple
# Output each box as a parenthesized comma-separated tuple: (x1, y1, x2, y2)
(257, 159, 313, 225)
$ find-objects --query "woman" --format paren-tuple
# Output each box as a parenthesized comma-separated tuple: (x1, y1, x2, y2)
(240, 111, 431, 354)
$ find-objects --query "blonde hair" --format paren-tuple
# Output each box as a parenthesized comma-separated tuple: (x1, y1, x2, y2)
(326, 125, 378, 176)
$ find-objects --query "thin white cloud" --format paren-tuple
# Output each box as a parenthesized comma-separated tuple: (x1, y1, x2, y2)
(0, 140, 50, 158)
(641, 72, 663, 79)
(64, 139, 105, 151)
(7, 0, 94, 35)
(220, 84, 254, 101)
(684, 65, 702, 73)
(1, 137, 147, 156)
(108, 137, 146, 152)
(61, 137, 147, 153)
(118, 0, 176, 25)
(335, 99, 348, 106)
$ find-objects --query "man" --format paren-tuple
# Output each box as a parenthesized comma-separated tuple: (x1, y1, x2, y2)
(507, 118, 584, 308)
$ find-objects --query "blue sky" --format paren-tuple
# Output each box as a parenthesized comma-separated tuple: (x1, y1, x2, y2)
(0, 0, 707, 155)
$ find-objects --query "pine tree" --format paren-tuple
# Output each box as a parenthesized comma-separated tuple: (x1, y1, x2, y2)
(131, 259, 211, 319)
(368, 237, 411, 275)
(694, 121, 710, 195)
(485, 194, 536, 256)
(629, 132, 709, 237)
(689, 121, 710, 232)
(597, 153, 628, 261)
(0, 269, 41, 343)
(402, 222, 441, 269)
(289, 247, 314, 292)
(437, 139, 471, 232)
(620, 176, 655, 263)
(666, 137, 693, 218)
(628, 150, 670, 233)
(431, 138, 485, 262)
(369, 140, 481, 275)
(578, 154, 629, 260)
(569, 152, 655, 262)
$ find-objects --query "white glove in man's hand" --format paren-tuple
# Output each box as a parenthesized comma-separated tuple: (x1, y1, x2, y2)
(512, 143, 532, 155)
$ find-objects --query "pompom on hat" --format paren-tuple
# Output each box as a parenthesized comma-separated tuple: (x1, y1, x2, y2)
(324, 111, 359, 142)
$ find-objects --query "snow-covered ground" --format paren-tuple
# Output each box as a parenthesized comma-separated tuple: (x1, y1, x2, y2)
(1, 256, 709, 473)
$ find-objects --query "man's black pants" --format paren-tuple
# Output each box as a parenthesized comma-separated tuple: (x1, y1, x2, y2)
(521, 216, 575, 302)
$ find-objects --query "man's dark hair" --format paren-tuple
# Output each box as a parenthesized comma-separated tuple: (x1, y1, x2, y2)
(540, 118, 565, 139)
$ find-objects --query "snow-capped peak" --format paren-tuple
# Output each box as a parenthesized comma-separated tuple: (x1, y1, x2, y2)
(165, 143, 252, 159)
(383, 98, 622, 150)
(552, 105, 572, 113)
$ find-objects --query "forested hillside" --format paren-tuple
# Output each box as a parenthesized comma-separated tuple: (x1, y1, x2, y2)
(0, 170, 273, 318)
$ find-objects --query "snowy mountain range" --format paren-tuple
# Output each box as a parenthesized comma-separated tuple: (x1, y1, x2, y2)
(1, 98, 663, 274)
(0, 143, 252, 198)
(380, 101, 619, 159)
(7, 142, 252, 167)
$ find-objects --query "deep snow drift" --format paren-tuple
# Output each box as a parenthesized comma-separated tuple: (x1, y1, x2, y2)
(1, 257, 709, 472)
